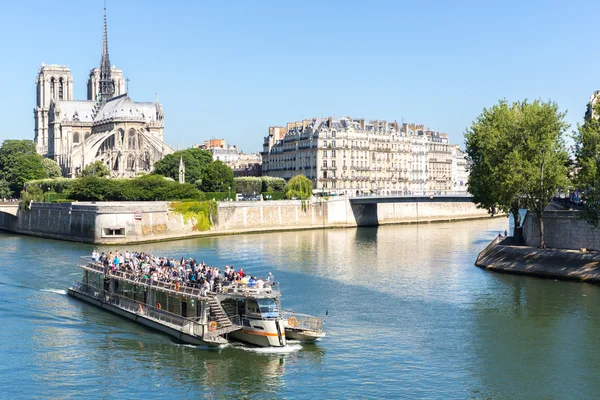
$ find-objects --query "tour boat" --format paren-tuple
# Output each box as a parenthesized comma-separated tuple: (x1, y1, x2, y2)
(67, 256, 325, 347)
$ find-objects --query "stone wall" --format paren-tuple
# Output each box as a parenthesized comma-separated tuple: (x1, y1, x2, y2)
(523, 210, 600, 250)
(0, 197, 492, 244)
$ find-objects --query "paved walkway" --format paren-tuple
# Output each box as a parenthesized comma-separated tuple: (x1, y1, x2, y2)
(476, 238, 600, 283)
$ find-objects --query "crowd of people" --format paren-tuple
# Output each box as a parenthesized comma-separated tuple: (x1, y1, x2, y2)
(90, 250, 274, 295)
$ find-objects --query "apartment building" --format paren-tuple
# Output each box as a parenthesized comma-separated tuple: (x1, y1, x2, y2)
(261, 117, 463, 195)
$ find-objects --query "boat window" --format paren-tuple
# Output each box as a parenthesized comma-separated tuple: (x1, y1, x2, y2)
(257, 298, 279, 317)
(167, 294, 181, 315)
(246, 299, 260, 314)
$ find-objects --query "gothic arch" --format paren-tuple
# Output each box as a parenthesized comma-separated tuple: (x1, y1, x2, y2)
(84, 132, 91, 141)
(127, 154, 135, 171)
(73, 132, 80, 144)
(58, 78, 64, 100)
(128, 129, 137, 149)
(50, 77, 56, 99)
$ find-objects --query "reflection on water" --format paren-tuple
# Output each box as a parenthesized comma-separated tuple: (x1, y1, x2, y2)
(4, 217, 600, 398)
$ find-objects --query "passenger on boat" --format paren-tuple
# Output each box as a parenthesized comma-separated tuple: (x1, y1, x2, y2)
(248, 276, 256, 288)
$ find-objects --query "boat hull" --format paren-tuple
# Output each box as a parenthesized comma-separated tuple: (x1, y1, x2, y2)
(228, 319, 286, 347)
(68, 288, 225, 346)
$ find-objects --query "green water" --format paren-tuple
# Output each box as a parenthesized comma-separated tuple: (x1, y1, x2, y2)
(1, 217, 599, 399)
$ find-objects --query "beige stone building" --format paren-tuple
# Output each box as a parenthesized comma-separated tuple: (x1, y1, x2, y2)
(261, 117, 464, 195)
(33, 7, 172, 177)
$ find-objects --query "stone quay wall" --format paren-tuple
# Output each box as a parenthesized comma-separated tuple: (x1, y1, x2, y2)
(523, 210, 600, 250)
(476, 237, 600, 283)
(0, 197, 491, 244)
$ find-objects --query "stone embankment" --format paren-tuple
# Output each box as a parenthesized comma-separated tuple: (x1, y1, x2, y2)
(476, 237, 600, 283)
(0, 196, 492, 244)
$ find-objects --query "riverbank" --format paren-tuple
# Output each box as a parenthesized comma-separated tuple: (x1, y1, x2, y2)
(475, 237, 600, 283)
(0, 196, 493, 244)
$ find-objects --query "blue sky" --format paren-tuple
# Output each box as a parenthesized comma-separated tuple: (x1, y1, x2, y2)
(0, 0, 595, 152)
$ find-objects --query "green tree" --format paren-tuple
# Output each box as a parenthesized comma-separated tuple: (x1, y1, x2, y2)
(465, 100, 524, 230)
(19, 185, 44, 211)
(42, 158, 62, 178)
(0, 179, 12, 198)
(465, 99, 569, 248)
(153, 148, 213, 184)
(573, 101, 600, 225)
(81, 160, 110, 178)
(200, 161, 235, 192)
(285, 175, 313, 199)
(0, 140, 47, 194)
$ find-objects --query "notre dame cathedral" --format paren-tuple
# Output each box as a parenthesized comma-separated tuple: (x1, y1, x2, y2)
(33, 7, 173, 177)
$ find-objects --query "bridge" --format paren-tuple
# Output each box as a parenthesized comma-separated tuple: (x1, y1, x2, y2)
(348, 194, 474, 204)
(0, 203, 18, 216)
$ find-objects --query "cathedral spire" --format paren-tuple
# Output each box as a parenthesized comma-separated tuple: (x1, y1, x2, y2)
(99, 1, 115, 102)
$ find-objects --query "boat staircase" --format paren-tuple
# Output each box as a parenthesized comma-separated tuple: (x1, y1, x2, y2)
(204, 295, 241, 339)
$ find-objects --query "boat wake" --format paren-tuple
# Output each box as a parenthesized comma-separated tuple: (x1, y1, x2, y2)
(231, 343, 303, 354)
(40, 288, 67, 295)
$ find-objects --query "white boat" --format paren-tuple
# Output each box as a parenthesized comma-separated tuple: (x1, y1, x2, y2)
(68, 256, 325, 347)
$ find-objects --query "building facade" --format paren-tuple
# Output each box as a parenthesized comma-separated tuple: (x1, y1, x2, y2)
(261, 117, 466, 195)
(195, 139, 262, 177)
(33, 7, 172, 177)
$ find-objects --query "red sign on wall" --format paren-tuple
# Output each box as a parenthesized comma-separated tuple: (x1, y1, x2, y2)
(134, 212, 143, 220)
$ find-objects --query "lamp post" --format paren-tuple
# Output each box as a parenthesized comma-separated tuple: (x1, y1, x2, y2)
(228, 186, 231, 201)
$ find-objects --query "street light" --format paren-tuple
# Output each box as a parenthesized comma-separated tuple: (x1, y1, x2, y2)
(228, 186, 231, 201)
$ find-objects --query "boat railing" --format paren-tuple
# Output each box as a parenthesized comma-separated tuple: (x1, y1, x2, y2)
(280, 310, 323, 332)
(71, 281, 210, 337)
(205, 314, 242, 338)
(77, 256, 277, 298)
(221, 282, 280, 297)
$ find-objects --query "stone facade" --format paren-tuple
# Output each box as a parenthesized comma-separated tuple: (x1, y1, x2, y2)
(261, 118, 464, 195)
(523, 210, 600, 250)
(33, 7, 172, 177)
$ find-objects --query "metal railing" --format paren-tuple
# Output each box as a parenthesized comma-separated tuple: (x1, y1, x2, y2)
(70, 281, 210, 337)
(280, 310, 323, 332)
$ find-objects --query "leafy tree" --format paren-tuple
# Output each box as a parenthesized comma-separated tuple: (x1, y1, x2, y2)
(573, 101, 600, 225)
(516, 101, 570, 248)
(465, 99, 569, 248)
(81, 160, 110, 178)
(0, 140, 47, 194)
(19, 185, 44, 211)
(0, 179, 12, 198)
(153, 148, 213, 184)
(285, 175, 313, 199)
(200, 161, 235, 192)
(465, 100, 525, 231)
(42, 158, 62, 178)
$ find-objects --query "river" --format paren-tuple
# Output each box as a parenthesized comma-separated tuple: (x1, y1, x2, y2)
(2, 217, 600, 399)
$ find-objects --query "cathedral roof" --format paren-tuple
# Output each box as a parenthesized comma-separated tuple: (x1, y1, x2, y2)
(95, 93, 145, 122)
(58, 100, 95, 123)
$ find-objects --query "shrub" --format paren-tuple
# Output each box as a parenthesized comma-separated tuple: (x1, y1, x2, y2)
(261, 177, 285, 192)
(66, 175, 202, 201)
(25, 178, 74, 193)
(235, 177, 262, 194)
